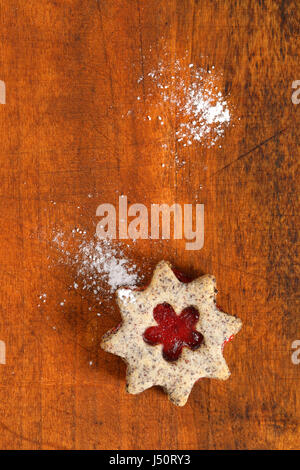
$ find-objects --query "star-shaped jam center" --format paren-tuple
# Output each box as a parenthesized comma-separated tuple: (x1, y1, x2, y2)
(143, 302, 204, 362)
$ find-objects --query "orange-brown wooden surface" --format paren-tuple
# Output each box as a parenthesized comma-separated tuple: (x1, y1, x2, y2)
(0, 0, 299, 450)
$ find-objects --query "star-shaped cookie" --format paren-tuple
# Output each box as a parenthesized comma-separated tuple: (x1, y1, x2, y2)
(101, 260, 242, 406)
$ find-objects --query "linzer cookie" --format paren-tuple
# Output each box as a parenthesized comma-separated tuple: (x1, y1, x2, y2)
(101, 260, 242, 406)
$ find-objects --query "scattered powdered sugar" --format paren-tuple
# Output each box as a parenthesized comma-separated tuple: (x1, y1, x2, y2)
(175, 69, 230, 147)
(146, 59, 231, 148)
(127, 52, 232, 151)
(76, 237, 139, 292)
(52, 230, 65, 247)
(52, 229, 142, 298)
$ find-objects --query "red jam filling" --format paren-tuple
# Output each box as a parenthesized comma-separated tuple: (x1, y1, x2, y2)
(172, 268, 192, 283)
(143, 302, 204, 362)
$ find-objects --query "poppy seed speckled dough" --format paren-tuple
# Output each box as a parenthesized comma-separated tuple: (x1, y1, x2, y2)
(101, 260, 242, 406)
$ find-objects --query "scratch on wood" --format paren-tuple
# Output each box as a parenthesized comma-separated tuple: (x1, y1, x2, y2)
(210, 127, 289, 178)
(0, 419, 66, 450)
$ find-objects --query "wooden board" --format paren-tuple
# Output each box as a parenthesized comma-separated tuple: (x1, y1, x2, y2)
(0, 0, 299, 450)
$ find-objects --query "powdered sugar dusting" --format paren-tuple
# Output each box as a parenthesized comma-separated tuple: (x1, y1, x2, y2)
(52, 230, 142, 297)
(146, 59, 231, 148)
(76, 238, 139, 292)
(125, 52, 232, 155)
(176, 69, 230, 147)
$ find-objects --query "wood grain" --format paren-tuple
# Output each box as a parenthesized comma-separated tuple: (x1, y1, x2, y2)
(0, 0, 299, 449)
